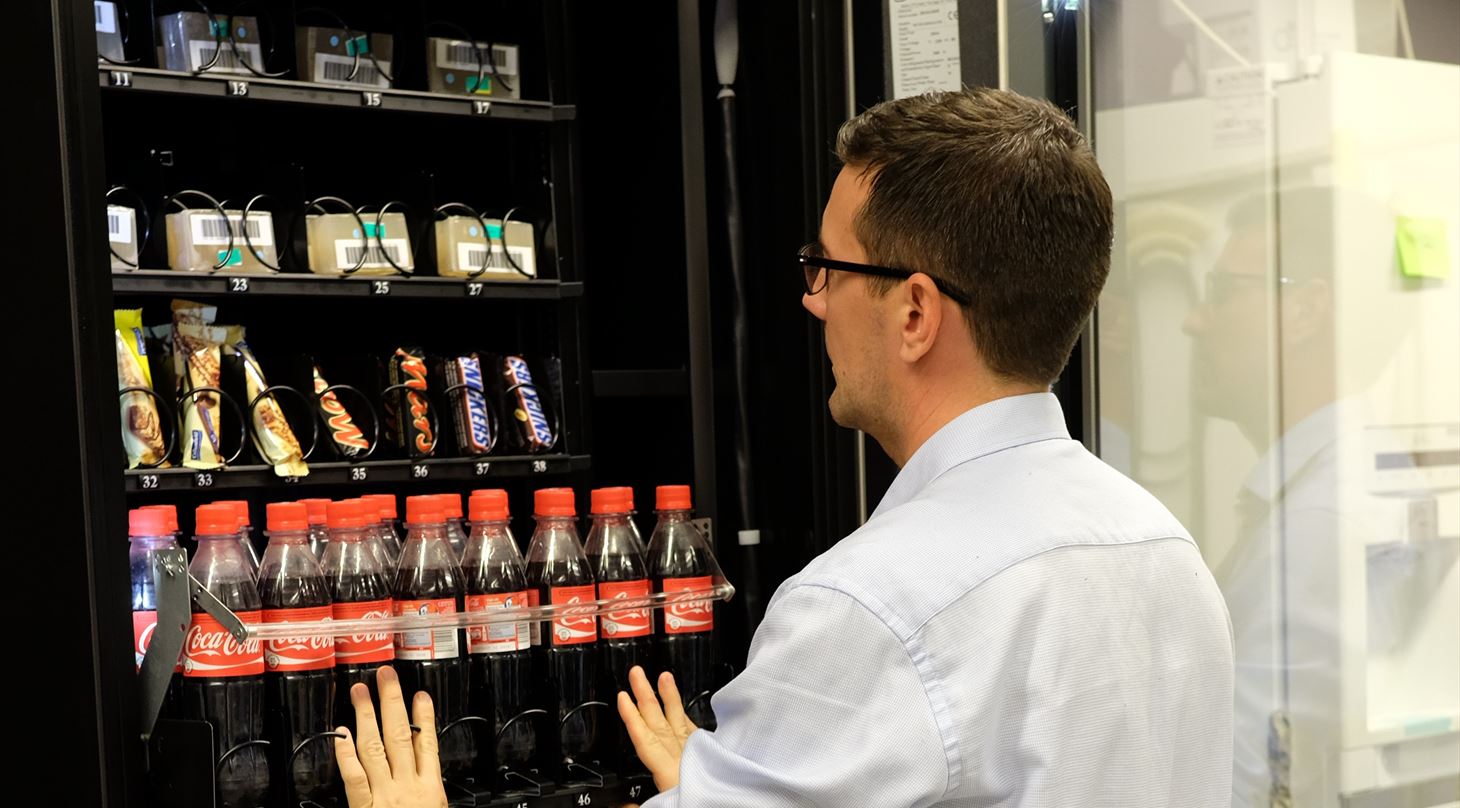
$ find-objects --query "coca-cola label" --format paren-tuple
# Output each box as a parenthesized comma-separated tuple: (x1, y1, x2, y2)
(183, 611, 264, 677)
(262, 605, 335, 672)
(598, 580, 651, 638)
(333, 600, 395, 664)
(662, 577, 714, 635)
(527, 589, 541, 647)
(465, 591, 527, 654)
(133, 610, 183, 673)
(550, 585, 598, 646)
(393, 598, 459, 660)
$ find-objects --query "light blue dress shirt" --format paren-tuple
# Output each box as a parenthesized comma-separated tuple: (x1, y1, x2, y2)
(645, 392, 1233, 807)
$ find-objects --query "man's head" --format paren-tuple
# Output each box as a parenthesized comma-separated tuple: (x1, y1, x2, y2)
(804, 88, 1113, 461)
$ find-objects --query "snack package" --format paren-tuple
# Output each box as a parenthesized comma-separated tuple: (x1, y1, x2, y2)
(438, 353, 495, 456)
(114, 310, 169, 468)
(384, 347, 435, 458)
(229, 337, 309, 478)
(172, 300, 228, 469)
(312, 364, 370, 458)
(498, 354, 554, 453)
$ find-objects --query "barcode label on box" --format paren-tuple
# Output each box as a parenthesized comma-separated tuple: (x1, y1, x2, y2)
(106, 205, 134, 244)
(187, 40, 263, 74)
(94, 1, 117, 34)
(435, 40, 518, 76)
(457, 243, 535, 277)
(189, 212, 276, 247)
(335, 238, 411, 270)
(315, 53, 390, 88)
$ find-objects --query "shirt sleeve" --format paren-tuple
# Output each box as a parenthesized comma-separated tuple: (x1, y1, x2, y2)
(642, 583, 949, 808)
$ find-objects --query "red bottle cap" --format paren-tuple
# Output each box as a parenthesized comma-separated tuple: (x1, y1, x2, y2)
(534, 487, 576, 518)
(434, 493, 464, 519)
(363, 493, 398, 520)
(195, 503, 238, 536)
(298, 498, 330, 525)
(469, 490, 510, 522)
(266, 502, 310, 533)
(406, 495, 446, 526)
(139, 504, 179, 533)
(590, 486, 634, 515)
(327, 499, 372, 530)
(655, 485, 692, 511)
(128, 508, 169, 537)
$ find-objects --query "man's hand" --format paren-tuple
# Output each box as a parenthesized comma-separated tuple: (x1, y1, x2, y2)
(617, 665, 698, 792)
(334, 666, 450, 808)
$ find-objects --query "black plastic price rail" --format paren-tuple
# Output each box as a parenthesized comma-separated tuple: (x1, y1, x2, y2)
(100, 66, 576, 122)
(112, 269, 584, 301)
(126, 454, 591, 492)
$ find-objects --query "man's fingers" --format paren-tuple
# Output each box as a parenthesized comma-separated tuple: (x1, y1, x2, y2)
(628, 666, 671, 734)
(657, 671, 696, 738)
(333, 727, 374, 808)
(349, 681, 393, 786)
(374, 666, 417, 777)
(411, 691, 441, 781)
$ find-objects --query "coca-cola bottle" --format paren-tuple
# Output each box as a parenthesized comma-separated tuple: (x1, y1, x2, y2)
(214, 499, 262, 578)
(258, 502, 336, 805)
(461, 489, 536, 780)
(297, 498, 332, 560)
(364, 493, 404, 567)
(437, 493, 469, 562)
(647, 485, 717, 730)
(524, 487, 600, 775)
(181, 503, 269, 808)
(585, 487, 652, 772)
(321, 499, 394, 738)
(393, 495, 472, 780)
(130, 507, 183, 715)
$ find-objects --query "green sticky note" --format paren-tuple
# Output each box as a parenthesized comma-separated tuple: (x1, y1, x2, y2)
(216, 249, 244, 268)
(1396, 216, 1451, 279)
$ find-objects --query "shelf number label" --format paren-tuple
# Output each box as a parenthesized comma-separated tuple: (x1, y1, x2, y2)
(628, 786, 643, 799)
(227, 80, 249, 97)
(361, 91, 382, 107)
(371, 280, 391, 295)
(472, 100, 492, 116)
(194, 473, 215, 488)
(229, 277, 249, 293)
(411, 464, 430, 479)
(139, 474, 160, 489)
(109, 71, 133, 87)
(474, 461, 491, 476)
(465, 282, 483, 297)
(532, 459, 548, 474)
(350, 467, 368, 482)
(576, 794, 592, 806)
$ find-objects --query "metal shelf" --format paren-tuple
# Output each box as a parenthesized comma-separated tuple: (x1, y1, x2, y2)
(125, 453, 591, 492)
(112, 269, 583, 301)
(98, 66, 575, 122)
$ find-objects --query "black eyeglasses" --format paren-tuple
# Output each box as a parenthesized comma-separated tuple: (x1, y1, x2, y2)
(796, 243, 972, 306)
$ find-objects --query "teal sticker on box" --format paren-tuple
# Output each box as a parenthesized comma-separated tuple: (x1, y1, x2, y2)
(216, 248, 244, 268)
(345, 35, 369, 57)
(1396, 216, 1451, 279)
(486, 223, 503, 240)
(364, 222, 386, 239)
(466, 74, 492, 95)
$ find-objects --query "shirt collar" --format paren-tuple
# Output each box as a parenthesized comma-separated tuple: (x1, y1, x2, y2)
(870, 392, 1071, 518)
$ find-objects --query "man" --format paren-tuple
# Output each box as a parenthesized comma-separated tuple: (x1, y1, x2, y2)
(618, 87, 1234, 806)
(332, 87, 1234, 808)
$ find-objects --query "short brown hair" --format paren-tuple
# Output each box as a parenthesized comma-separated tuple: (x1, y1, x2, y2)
(834, 87, 1113, 385)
